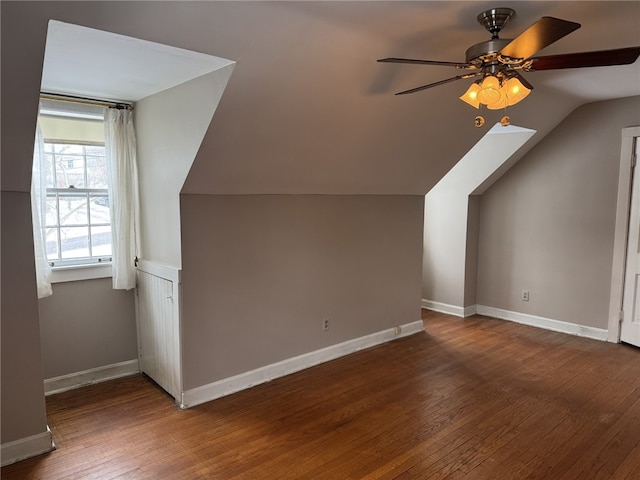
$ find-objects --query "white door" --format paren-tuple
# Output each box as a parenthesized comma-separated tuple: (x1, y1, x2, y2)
(621, 137, 640, 347)
(137, 270, 180, 399)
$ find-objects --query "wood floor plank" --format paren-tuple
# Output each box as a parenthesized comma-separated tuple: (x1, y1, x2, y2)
(3, 310, 639, 479)
(609, 441, 640, 480)
(555, 392, 640, 480)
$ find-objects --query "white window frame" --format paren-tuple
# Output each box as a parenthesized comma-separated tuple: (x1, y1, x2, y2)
(39, 101, 113, 282)
(51, 263, 113, 283)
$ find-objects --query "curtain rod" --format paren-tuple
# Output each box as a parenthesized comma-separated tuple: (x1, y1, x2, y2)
(40, 92, 134, 110)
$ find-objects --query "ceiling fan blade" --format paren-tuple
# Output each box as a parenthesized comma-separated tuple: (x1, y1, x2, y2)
(378, 57, 474, 69)
(527, 46, 640, 71)
(500, 17, 581, 61)
(395, 73, 481, 95)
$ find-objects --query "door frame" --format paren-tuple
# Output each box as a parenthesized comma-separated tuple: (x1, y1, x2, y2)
(608, 126, 640, 342)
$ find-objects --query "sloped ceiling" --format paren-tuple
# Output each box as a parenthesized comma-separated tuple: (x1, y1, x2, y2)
(1, 1, 639, 194)
(41, 21, 234, 103)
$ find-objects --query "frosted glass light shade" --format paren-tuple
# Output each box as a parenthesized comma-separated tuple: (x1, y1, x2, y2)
(460, 83, 481, 109)
(487, 95, 508, 110)
(477, 76, 502, 106)
(459, 74, 533, 110)
(504, 76, 531, 106)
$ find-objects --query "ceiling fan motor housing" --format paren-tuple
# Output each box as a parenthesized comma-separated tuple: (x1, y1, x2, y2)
(465, 38, 512, 64)
(467, 8, 516, 64)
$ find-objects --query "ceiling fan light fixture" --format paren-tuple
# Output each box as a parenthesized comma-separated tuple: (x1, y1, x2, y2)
(459, 74, 533, 110)
(460, 82, 481, 108)
(476, 75, 503, 105)
(504, 76, 531, 106)
(486, 94, 509, 110)
(380, 8, 638, 111)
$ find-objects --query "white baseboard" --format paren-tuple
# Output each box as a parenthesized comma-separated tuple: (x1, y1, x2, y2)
(1, 426, 54, 467)
(44, 359, 140, 396)
(421, 299, 476, 318)
(476, 305, 608, 341)
(181, 320, 424, 409)
(463, 304, 478, 317)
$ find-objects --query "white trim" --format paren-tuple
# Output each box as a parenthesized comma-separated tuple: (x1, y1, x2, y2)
(421, 299, 476, 317)
(44, 359, 139, 395)
(180, 320, 424, 409)
(476, 305, 608, 341)
(0, 426, 54, 467)
(463, 304, 478, 317)
(136, 258, 181, 283)
(608, 126, 640, 342)
(50, 263, 112, 283)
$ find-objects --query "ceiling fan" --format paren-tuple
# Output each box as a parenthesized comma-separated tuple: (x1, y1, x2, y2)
(378, 8, 640, 110)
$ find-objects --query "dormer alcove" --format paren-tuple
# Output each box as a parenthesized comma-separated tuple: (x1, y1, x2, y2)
(39, 20, 234, 401)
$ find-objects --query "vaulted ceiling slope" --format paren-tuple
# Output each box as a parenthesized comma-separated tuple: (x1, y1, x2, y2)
(2, 1, 639, 194)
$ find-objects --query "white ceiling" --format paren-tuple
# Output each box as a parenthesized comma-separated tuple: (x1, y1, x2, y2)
(41, 21, 234, 102)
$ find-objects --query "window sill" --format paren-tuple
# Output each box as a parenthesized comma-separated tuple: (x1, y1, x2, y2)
(51, 263, 112, 283)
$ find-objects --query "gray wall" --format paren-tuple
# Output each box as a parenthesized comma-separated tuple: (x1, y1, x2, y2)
(464, 196, 481, 307)
(38, 279, 137, 379)
(180, 194, 424, 390)
(0, 1, 50, 443)
(477, 96, 640, 328)
(1, 192, 49, 444)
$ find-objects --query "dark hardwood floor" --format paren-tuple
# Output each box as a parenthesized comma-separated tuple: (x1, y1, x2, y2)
(3, 311, 640, 479)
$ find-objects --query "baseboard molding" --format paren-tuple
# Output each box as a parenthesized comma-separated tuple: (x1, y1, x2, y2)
(1, 426, 54, 467)
(44, 359, 140, 396)
(421, 299, 476, 318)
(476, 305, 608, 341)
(463, 304, 478, 317)
(181, 320, 424, 409)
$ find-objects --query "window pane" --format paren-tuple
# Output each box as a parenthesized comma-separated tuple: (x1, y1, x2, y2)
(91, 225, 112, 257)
(86, 155, 108, 189)
(45, 196, 59, 227)
(46, 228, 59, 261)
(57, 155, 86, 188)
(55, 160, 72, 188)
(59, 195, 88, 226)
(90, 195, 110, 223)
(60, 226, 89, 259)
(44, 154, 55, 188)
(55, 144, 83, 155)
(41, 137, 110, 266)
(85, 145, 105, 156)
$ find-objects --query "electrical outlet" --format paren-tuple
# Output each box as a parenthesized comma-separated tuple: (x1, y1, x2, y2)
(322, 318, 330, 331)
(394, 326, 402, 336)
(521, 290, 530, 302)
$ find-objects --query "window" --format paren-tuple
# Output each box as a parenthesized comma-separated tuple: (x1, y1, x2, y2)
(44, 141, 111, 266)
(39, 104, 111, 268)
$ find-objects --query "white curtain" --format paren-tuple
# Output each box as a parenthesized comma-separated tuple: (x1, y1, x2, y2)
(31, 118, 53, 298)
(105, 108, 140, 290)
